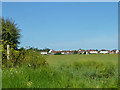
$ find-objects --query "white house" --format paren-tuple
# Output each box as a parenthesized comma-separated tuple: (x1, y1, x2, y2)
(61, 51, 69, 55)
(89, 50, 98, 54)
(99, 51, 108, 54)
(99, 49, 110, 54)
(49, 49, 53, 53)
(111, 49, 119, 54)
(49, 49, 56, 55)
(78, 49, 85, 54)
(89, 51, 98, 54)
(116, 50, 119, 54)
(49, 49, 54, 54)
(86, 51, 89, 55)
(61, 52, 65, 55)
(40, 51, 47, 55)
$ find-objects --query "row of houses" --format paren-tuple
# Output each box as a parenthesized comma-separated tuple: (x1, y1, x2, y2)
(40, 49, 119, 55)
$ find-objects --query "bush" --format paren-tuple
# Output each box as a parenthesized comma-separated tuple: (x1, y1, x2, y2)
(2, 47, 26, 68)
(74, 50, 77, 54)
(2, 47, 47, 69)
(24, 50, 47, 69)
(54, 52, 61, 55)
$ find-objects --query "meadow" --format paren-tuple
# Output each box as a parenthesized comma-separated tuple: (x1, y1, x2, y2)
(2, 54, 118, 88)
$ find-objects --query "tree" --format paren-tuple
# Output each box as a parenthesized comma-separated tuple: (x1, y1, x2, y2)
(2, 18, 21, 50)
(96, 49, 98, 51)
(74, 50, 78, 54)
(43, 48, 50, 52)
(1, 18, 21, 62)
(55, 52, 61, 55)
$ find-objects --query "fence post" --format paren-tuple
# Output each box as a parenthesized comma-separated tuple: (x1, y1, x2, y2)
(7, 44, 10, 60)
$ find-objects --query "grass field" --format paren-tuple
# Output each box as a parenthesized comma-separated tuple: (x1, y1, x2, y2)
(2, 54, 118, 88)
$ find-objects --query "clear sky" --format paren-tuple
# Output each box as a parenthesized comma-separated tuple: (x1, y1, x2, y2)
(2, 2, 118, 50)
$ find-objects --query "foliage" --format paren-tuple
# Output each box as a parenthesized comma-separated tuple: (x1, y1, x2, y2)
(2, 18, 21, 50)
(26, 47, 50, 53)
(2, 47, 26, 68)
(2, 18, 21, 67)
(40, 48, 50, 52)
(74, 50, 77, 54)
(24, 50, 47, 69)
(55, 52, 61, 55)
(2, 48, 47, 69)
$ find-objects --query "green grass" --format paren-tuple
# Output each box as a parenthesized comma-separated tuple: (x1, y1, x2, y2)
(2, 54, 118, 88)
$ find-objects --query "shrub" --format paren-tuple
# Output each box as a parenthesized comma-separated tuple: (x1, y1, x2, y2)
(2, 47, 26, 68)
(74, 50, 77, 54)
(2, 48, 47, 69)
(24, 50, 47, 69)
(55, 52, 61, 55)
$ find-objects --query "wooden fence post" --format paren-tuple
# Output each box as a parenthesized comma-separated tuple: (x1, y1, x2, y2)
(7, 44, 10, 60)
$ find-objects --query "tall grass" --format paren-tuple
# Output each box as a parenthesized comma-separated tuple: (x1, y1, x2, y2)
(2, 54, 118, 88)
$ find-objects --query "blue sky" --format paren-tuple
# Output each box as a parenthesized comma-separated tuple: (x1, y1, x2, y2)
(2, 2, 118, 50)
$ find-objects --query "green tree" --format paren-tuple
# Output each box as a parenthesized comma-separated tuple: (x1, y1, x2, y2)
(2, 18, 21, 50)
(43, 48, 50, 52)
(1, 18, 21, 67)
(55, 52, 61, 55)
(74, 50, 78, 54)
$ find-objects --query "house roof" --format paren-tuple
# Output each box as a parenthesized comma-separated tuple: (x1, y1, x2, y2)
(99, 50, 111, 53)
(111, 49, 117, 52)
(88, 49, 98, 51)
(100, 49, 108, 51)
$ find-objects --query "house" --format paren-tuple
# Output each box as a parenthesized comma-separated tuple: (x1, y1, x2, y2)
(111, 49, 116, 54)
(88, 49, 98, 54)
(49, 49, 56, 55)
(61, 50, 70, 55)
(60, 50, 74, 55)
(99, 49, 110, 54)
(69, 50, 74, 55)
(116, 50, 119, 53)
(111, 49, 119, 54)
(40, 51, 47, 55)
(86, 50, 89, 55)
(39, 48, 119, 55)
(78, 49, 85, 54)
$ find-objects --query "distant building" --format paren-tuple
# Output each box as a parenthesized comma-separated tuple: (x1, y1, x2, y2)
(88, 49, 98, 54)
(60, 50, 74, 55)
(111, 49, 119, 54)
(61, 51, 70, 55)
(69, 51, 75, 55)
(40, 51, 47, 55)
(99, 49, 110, 54)
(40, 48, 119, 55)
(86, 50, 89, 55)
(78, 49, 85, 54)
(49, 49, 56, 55)
(116, 50, 119, 53)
